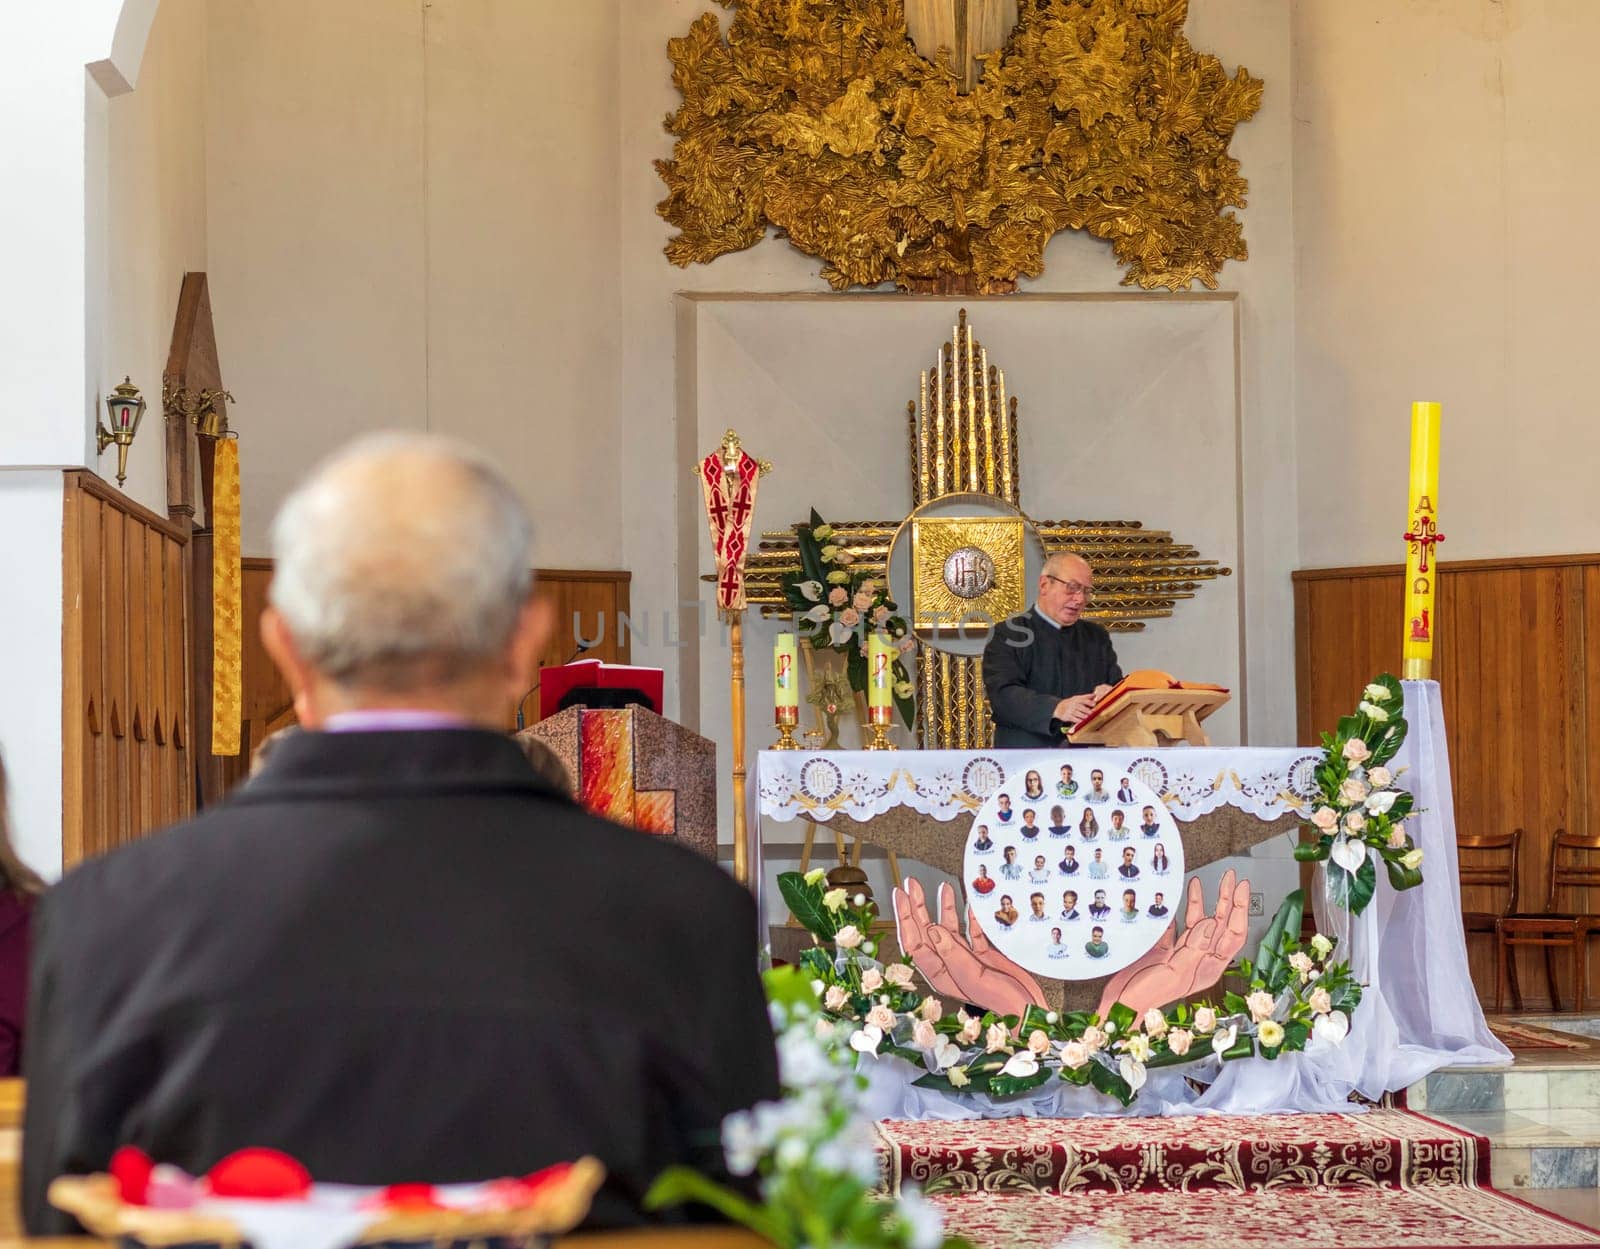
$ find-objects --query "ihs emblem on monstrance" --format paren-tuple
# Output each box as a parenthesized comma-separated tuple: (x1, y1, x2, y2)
(741, 310, 1230, 749)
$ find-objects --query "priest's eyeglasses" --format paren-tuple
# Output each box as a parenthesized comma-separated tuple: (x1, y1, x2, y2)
(1043, 574, 1095, 603)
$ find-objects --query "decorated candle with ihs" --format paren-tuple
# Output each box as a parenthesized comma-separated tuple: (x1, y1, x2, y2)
(774, 633, 799, 710)
(1402, 402, 1444, 680)
(866, 632, 895, 710)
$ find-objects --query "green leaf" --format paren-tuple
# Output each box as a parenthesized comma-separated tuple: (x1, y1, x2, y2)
(778, 871, 840, 940)
(1105, 1001, 1137, 1036)
(645, 1167, 785, 1242)
(1058, 1062, 1094, 1086)
(1294, 838, 1331, 862)
(1087, 1061, 1135, 1106)
(1329, 854, 1380, 915)
(1254, 889, 1303, 985)
(1285, 1019, 1311, 1048)
(1219, 1034, 1255, 1061)
(988, 1066, 1055, 1097)
(1223, 990, 1249, 1016)
(846, 643, 867, 692)
(1384, 859, 1424, 892)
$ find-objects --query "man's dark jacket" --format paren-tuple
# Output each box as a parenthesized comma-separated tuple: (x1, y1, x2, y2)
(981, 609, 1123, 748)
(23, 729, 777, 1234)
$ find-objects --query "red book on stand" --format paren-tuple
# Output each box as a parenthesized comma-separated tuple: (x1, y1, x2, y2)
(537, 658, 665, 720)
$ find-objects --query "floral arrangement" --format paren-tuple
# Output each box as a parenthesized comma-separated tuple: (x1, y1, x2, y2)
(647, 965, 969, 1249)
(782, 509, 916, 729)
(778, 870, 1361, 1108)
(1292, 674, 1423, 915)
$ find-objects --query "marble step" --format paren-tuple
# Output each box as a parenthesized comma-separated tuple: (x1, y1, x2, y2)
(1424, 1108, 1600, 1189)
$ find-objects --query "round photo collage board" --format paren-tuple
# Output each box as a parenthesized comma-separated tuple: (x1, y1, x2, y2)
(964, 756, 1186, 981)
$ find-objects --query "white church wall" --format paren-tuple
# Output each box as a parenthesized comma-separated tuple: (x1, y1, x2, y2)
(101, 0, 209, 517)
(203, 0, 623, 568)
(1295, 0, 1600, 568)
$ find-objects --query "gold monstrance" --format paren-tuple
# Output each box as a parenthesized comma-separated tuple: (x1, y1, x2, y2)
(741, 311, 1231, 749)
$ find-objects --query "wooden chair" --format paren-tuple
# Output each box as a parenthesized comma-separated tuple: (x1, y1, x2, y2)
(1497, 830, 1600, 1012)
(1458, 830, 1522, 1012)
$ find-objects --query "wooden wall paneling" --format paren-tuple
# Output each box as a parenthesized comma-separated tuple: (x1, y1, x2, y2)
(61, 485, 87, 869)
(104, 504, 128, 857)
(520, 570, 633, 728)
(240, 559, 292, 759)
(166, 537, 192, 822)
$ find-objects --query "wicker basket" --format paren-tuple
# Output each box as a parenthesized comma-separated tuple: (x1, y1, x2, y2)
(48, 1156, 605, 1248)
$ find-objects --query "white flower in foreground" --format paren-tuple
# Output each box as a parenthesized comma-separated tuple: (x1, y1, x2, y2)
(1167, 1028, 1194, 1056)
(919, 996, 944, 1023)
(1192, 1007, 1218, 1035)
(1211, 1025, 1239, 1056)
(777, 1030, 834, 1089)
(1365, 789, 1399, 815)
(1257, 1020, 1285, 1048)
(827, 619, 853, 647)
(930, 1035, 963, 1072)
(1401, 847, 1425, 871)
(1331, 835, 1367, 874)
(1246, 989, 1276, 1022)
(1342, 737, 1372, 764)
(1312, 1010, 1351, 1048)
(860, 968, 884, 995)
(884, 963, 916, 989)
(1363, 682, 1391, 702)
(722, 1109, 761, 1175)
(1122, 1033, 1152, 1062)
(804, 866, 827, 886)
(822, 888, 848, 912)
(834, 924, 863, 949)
(823, 985, 850, 1013)
(1308, 987, 1333, 1015)
(985, 1022, 1012, 1053)
(1359, 701, 1390, 722)
(1119, 1056, 1148, 1093)
(1367, 765, 1393, 789)
(897, 1186, 945, 1249)
(849, 1024, 884, 1055)
(1309, 933, 1334, 961)
(1059, 1040, 1090, 1069)
(1000, 1052, 1040, 1080)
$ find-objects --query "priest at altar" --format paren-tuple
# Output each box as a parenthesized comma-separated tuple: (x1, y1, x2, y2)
(982, 552, 1123, 748)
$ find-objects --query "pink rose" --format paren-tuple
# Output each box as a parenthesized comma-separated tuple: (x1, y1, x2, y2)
(1367, 766, 1392, 789)
(839, 608, 860, 627)
(883, 963, 916, 989)
(1309, 987, 1333, 1015)
(1388, 822, 1408, 848)
(1193, 1007, 1218, 1034)
(1311, 806, 1339, 832)
(1027, 1029, 1051, 1056)
(867, 1004, 897, 1032)
(1342, 738, 1372, 764)
(985, 1022, 1012, 1053)
(1081, 1025, 1107, 1054)
(852, 592, 873, 612)
(959, 1014, 983, 1045)
(919, 996, 944, 1023)
(828, 587, 848, 607)
(858, 579, 877, 596)
(1142, 1008, 1168, 1038)
(860, 968, 883, 994)
(912, 1019, 938, 1050)
(1059, 1041, 1089, 1069)
(1167, 1028, 1194, 1056)
(823, 985, 850, 1013)
(1246, 990, 1276, 1022)
(1340, 777, 1369, 805)
(873, 605, 890, 625)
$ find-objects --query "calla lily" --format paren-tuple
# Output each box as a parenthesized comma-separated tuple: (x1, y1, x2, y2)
(999, 1052, 1040, 1079)
(1119, 1056, 1148, 1092)
(1330, 836, 1367, 874)
(1211, 1024, 1239, 1056)
(1364, 789, 1399, 815)
(849, 1024, 884, 1055)
(796, 580, 823, 602)
(801, 604, 831, 624)
(828, 620, 853, 647)
(930, 1035, 963, 1072)
(1311, 1010, 1350, 1049)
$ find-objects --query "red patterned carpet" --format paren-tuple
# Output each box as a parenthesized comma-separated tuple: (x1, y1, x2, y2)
(875, 1109, 1600, 1248)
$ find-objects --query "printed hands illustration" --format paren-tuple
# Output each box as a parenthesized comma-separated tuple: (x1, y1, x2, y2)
(892, 869, 1251, 1021)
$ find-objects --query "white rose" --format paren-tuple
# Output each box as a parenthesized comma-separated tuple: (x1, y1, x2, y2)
(1311, 806, 1339, 832)
(1308, 986, 1333, 1015)
(1000, 1052, 1040, 1079)
(884, 963, 916, 989)
(1167, 1028, 1194, 1056)
(1401, 847, 1425, 871)
(860, 968, 883, 994)
(1081, 1025, 1108, 1054)
(1342, 738, 1372, 764)
(1309, 933, 1334, 960)
(1363, 682, 1390, 702)
(1059, 1040, 1089, 1069)
(834, 925, 863, 949)
(1192, 1007, 1218, 1035)
(1246, 989, 1277, 1022)
(823, 985, 850, 1013)
(1340, 777, 1370, 805)
(1027, 1029, 1051, 1056)
(1367, 766, 1393, 789)
(1257, 1020, 1286, 1048)
(912, 1019, 938, 1050)
(919, 996, 944, 1023)
(1122, 1033, 1152, 1062)
(1359, 701, 1390, 722)
(985, 1022, 1012, 1053)
(1119, 1056, 1148, 1093)
(823, 888, 848, 912)
(867, 1004, 897, 1032)
(1142, 1008, 1169, 1038)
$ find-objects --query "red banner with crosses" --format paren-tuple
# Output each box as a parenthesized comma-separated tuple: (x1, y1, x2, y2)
(700, 449, 761, 613)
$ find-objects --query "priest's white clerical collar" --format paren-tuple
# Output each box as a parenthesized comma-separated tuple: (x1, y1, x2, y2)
(1032, 603, 1064, 630)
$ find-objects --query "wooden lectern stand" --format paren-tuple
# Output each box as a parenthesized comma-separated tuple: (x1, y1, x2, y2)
(1066, 672, 1231, 748)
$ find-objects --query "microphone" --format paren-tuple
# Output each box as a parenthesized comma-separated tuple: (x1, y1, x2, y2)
(516, 642, 591, 730)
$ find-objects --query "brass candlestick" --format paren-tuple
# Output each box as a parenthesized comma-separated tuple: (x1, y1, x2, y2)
(864, 705, 897, 751)
(774, 704, 800, 750)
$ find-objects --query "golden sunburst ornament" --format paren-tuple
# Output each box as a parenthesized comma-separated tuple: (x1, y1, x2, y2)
(656, 0, 1263, 294)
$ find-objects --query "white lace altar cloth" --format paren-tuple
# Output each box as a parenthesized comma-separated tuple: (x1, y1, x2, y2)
(757, 747, 1320, 825)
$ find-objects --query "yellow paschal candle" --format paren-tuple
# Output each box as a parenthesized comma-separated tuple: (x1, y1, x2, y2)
(774, 633, 799, 709)
(1402, 402, 1444, 680)
(867, 632, 895, 709)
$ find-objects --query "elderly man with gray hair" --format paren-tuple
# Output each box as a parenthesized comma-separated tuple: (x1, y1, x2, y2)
(981, 551, 1123, 748)
(23, 434, 777, 1234)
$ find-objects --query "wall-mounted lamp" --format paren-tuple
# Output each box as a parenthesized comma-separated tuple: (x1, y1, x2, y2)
(95, 377, 147, 489)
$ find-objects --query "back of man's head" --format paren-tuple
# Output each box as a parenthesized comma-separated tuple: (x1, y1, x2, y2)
(266, 434, 543, 714)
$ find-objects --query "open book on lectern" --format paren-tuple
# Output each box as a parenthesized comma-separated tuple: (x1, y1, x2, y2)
(1066, 669, 1230, 747)
(538, 658, 665, 720)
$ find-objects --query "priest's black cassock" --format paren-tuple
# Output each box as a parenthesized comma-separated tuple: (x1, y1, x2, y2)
(982, 607, 1123, 748)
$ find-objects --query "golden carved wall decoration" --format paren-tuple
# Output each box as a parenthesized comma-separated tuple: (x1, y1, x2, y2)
(657, 0, 1263, 294)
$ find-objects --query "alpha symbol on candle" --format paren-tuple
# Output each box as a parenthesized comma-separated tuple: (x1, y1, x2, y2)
(1404, 514, 1445, 574)
(1409, 608, 1432, 643)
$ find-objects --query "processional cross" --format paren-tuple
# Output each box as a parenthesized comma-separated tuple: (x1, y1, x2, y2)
(741, 310, 1231, 749)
